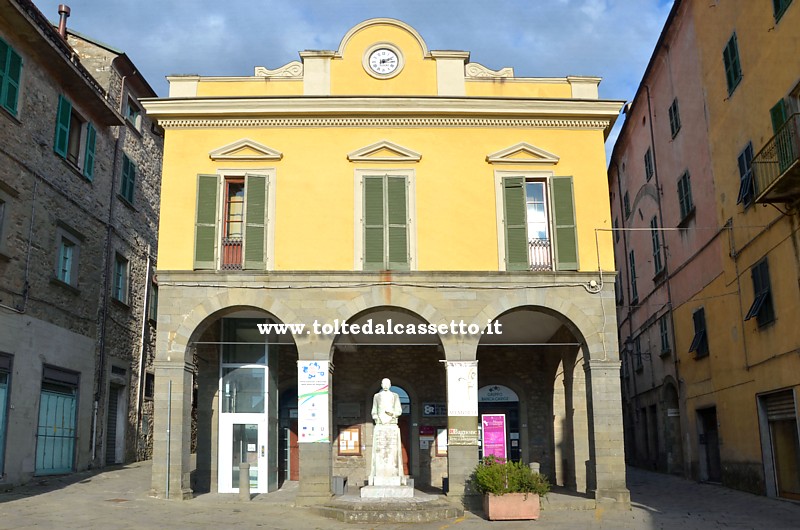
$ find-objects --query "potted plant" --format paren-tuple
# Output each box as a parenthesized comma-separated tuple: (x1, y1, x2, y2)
(472, 456, 550, 520)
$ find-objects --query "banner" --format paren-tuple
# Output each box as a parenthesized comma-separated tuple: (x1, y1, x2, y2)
(482, 414, 507, 459)
(298, 360, 329, 443)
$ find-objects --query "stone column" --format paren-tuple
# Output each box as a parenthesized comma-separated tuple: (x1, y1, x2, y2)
(585, 358, 630, 508)
(150, 359, 194, 499)
(295, 359, 333, 505)
(444, 360, 480, 508)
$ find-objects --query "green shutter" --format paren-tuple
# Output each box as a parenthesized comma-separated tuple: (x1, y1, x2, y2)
(194, 174, 219, 269)
(1, 41, 22, 115)
(83, 123, 96, 180)
(387, 176, 409, 270)
(54, 95, 72, 157)
(551, 176, 578, 271)
(770, 99, 788, 134)
(502, 177, 528, 271)
(121, 155, 135, 203)
(363, 176, 385, 270)
(243, 174, 267, 269)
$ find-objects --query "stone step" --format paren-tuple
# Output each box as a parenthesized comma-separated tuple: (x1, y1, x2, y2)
(311, 497, 464, 523)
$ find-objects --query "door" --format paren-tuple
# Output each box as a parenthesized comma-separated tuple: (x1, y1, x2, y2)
(398, 414, 410, 475)
(289, 419, 299, 481)
(0, 369, 8, 475)
(105, 384, 126, 464)
(763, 391, 800, 500)
(218, 415, 269, 493)
(36, 387, 77, 475)
(699, 408, 721, 482)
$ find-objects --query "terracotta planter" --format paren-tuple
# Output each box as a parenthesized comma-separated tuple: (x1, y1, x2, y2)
(483, 492, 541, 520)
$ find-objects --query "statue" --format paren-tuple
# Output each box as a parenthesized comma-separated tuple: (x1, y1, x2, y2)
(368, 378, 405, 486)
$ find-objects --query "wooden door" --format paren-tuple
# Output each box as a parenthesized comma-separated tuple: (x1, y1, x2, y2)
(289, 419, 299, 481)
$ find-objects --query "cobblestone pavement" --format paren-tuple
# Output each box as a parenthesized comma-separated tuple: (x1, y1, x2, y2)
(1, 461, 799, 529)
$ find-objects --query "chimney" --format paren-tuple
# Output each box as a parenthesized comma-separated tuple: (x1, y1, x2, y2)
(57, 5, 70, 39)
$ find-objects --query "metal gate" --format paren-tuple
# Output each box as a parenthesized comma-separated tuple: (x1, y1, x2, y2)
(35, 387, 77, 475)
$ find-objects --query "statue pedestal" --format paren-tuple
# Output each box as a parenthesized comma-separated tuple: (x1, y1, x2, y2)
(362, 423, 413, 498)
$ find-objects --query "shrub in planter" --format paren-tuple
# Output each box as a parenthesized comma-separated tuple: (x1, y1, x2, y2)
(472, 456, 550, 520)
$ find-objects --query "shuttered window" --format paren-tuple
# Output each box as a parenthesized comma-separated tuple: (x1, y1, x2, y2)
(243, 174, 267, 269)
(689, 308, 709, 358)
(723, 33, 742, 95)
(745, 258, 775, 327)
(120, 154, 136, 203)
(363, 175, 408, 270)
(502, 177, 528, 271)
(551, 176, 578, 271)
(737, 142, 755, 206)
(194, 175, 219, 269)
(0, 37, 23, 115)
(54, 95, 72, 158)
(54, 94, 95, 177)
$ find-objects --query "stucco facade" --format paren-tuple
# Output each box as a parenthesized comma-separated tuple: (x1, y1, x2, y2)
(0, 0, 161, 485)
(611, 0, 800, 500)
(143, 19, 627, 508)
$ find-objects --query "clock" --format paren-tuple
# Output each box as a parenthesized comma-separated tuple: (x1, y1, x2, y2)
(368, 48, 399, 75)
(363, 44, 403, 79)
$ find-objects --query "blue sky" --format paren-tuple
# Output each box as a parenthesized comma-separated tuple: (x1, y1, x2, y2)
(34, 0, 673, 150)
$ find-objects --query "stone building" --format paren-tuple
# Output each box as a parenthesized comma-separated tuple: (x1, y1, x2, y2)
(0, 0, 161, 485)
(611, 0, 800, 499)
(142, 18, 628, 507)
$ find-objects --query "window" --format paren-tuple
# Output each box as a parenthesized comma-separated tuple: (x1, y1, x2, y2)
(745, 258, 775, 327)
(54, 225, 81, 287)
(650, 216, 663, 276)
(364, 174, 409, 271)
(0, 36, 23, 116)
(668, 99, 681, 138)
(689, 308, 709, 357)
(501, 175, 577, 271)
(54, 95, 96, 179)
(614, 217, 620, 242)
(120, 154, 136, 204)
(144, 372, 155, 400)
(194, 173, 269, 270)
(773, 0, 793, 21)
(737, 143, 755, 207)
(125, 96, 141, 130)
(644, 148, 654, 181)
(659, 316, 670, 354)
(113, 253, 128, 304)
(623, 191, 631, 218)
(148, 281, 158, 323)
(677, 171, 694, 221)
(0, 191, 9, 258)
(629, 250, 638, 304)
(615, 273, 624, 306)
(723, 32, 742, 95)
(635, 336, 643, 371)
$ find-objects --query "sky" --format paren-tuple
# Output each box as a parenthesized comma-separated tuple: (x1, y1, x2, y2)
(33, 0, 674, 152)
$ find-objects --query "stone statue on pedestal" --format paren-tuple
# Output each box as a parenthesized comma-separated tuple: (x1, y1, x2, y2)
(361, 378, 413, 498)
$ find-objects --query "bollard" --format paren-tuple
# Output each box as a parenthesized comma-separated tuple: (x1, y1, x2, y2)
(239, 462, 251, 501)
(529, 462, 541, 474)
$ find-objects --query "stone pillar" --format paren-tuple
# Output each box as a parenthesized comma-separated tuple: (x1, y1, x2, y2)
(445, 360, 480, 508)
(150, 359, 194, 499)
(585, 358, 630, 508)
(296, 359, 333, 505)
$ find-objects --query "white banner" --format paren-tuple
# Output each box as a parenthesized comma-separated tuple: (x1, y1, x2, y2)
(298, 360, 330, 443)
(446, 361, 478, 416)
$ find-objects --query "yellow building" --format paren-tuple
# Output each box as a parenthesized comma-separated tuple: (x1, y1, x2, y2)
(142, 19, 627, 509)
(612, 0, 800, 499)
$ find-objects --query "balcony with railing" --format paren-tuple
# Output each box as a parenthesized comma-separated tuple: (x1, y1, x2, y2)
(529, 238, 552, 271)
(221, 237, 242, 270)
(753, 113, 800, 204)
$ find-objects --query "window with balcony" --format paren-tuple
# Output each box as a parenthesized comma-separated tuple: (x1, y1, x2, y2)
(753, 99, 800, 203)
(54, 95, 96, 180)
(0, 36, 22, 116)
(668, 99, 681, 138)
(689, 307, 709, 358)
(650, 216, 663, 276)
(745, 258, 775, 327)
(677, 171, 694, 222)
(737, 142, 755, 207)
(194, 173, 269, 270)
(723, 32, 742, 96)
(644, 148, 654, 181)
(501, 176, 577, 271)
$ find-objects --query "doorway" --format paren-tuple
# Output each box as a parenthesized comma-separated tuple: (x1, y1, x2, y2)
(697, 407, 721, 482)
(760, 390, 800, 500)
(105, 384, 126, 464)
(35, 366, 79, 475)
(392, 385, 411, 475)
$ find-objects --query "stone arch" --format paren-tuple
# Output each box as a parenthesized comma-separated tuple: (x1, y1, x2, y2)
(168, 290, 301, 363)
(336, 18, 430, 58)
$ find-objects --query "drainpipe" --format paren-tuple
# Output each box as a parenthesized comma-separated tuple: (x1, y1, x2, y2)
(134, 247, 152, 456)
(727, 218, 751, 370)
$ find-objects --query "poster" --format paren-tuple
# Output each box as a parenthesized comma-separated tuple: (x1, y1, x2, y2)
(446, 361, 478, 416)
(482, 414, 507, 460)
(298, 360, 329, 443)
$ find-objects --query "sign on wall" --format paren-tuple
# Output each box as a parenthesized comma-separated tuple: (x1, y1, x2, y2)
(478, 385, 519, 403)
(482, 414, 507, 459)
(298, 360, 329, 443)
(446, 361, 478, 417)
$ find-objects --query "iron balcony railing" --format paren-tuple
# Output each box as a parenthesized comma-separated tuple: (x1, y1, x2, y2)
(753, 113, 800, 204)
(529, 238, 552, 271)
(221, 237, 243, 270)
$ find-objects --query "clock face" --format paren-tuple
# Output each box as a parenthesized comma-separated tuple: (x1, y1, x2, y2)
(369, 48, 399, 75)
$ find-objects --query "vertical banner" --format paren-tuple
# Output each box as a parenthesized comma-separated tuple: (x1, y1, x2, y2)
(297, 360, 329, 443)
(446, 361, 478, 417)
(482, 414, 507, 460)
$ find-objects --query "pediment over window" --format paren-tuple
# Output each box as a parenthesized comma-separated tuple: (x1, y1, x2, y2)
(486, 142, 560, 165)
(209, 139, 283, 161)
(347, 140, 421, 162)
